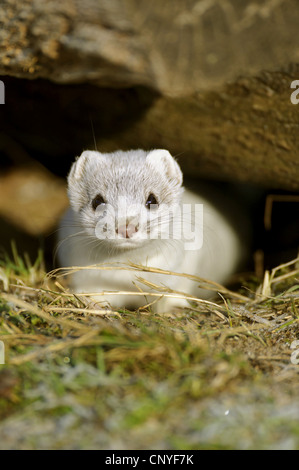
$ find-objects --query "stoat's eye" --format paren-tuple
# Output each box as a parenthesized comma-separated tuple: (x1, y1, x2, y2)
(92, 194, 106, 210)
(145, 193, 158, 210)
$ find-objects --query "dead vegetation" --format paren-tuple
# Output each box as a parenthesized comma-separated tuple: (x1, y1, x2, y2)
(0, 245, 298, 449)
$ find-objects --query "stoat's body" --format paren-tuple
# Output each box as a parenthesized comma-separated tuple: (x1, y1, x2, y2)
(58, 149, 243, 311)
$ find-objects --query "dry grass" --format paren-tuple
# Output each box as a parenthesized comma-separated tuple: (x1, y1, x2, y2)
(0, 245, 299, 449)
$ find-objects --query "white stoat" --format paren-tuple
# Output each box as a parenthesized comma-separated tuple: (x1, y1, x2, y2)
(58, 149, 243, 311)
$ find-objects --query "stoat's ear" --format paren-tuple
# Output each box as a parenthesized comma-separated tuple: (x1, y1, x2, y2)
(146, 149, 183, 187)
(68, 150, 100, 182)
(67, 150, 104, 212)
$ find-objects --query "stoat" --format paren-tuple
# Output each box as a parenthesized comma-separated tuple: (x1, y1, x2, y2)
(58, 149, 243, 311)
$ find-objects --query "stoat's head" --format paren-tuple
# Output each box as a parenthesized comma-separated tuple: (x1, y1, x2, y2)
(67, 149, 184, 249)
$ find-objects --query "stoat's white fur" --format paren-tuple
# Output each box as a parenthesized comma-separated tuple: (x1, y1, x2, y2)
(58, 149, 243, 311)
